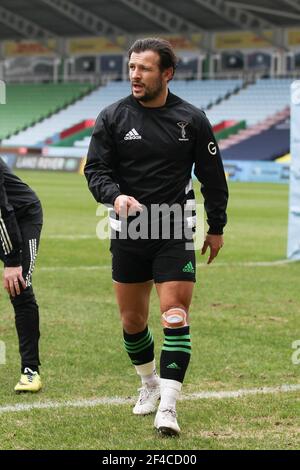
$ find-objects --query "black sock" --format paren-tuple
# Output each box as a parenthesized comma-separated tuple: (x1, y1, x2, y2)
(160, 326, 191, 383)
(123, 326, 154, 366)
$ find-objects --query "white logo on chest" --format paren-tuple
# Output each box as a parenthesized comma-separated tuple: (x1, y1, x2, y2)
(177, 122, 189, 141)
(124, 128, 142, 140)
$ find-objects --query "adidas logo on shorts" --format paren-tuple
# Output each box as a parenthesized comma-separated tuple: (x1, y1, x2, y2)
(182, 261, 195, 273)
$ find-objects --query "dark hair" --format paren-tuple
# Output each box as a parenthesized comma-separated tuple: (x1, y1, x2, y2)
(128, 37, 178, 78)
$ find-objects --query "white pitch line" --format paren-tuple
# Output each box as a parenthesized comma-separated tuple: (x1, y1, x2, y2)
(211, 259, 299, 267)
(38, 259, 299, 272)
(186, 383, 300, 400)
(40, 266, 106, 271)
(0, 383, 300, 415)
(44, 235, 95, 240)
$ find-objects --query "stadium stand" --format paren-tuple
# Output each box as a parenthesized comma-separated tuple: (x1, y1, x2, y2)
(221, 116, 290, 161)
(219, 107, 289, 151)
(206, 78, 293, 127)
(56, 119, 246, 150)
(0, 83, 93, 141)
(3, 77, 292, 164)
(53, 122, 95, 147)
(2, 79, 242, 147)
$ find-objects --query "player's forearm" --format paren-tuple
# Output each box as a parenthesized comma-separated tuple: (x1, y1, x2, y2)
(85, 133, 122, 206)
(201, 186, 228, 235)
(84, 167, 121, 206)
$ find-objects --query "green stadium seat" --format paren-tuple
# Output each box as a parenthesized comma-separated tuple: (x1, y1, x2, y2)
(0, 83, 93, 141)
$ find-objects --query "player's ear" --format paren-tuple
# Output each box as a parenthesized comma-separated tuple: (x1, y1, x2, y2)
(163, 67, 174, 83)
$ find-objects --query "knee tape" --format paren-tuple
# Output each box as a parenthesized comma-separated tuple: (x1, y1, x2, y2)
(161, 307, 187, 328)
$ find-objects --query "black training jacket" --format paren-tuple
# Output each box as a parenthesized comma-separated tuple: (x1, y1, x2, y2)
(0, 157, 39, 266)
(85, 91, 228, 234)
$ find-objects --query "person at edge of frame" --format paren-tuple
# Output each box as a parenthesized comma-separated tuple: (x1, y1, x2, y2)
(0, 157, 42, 393)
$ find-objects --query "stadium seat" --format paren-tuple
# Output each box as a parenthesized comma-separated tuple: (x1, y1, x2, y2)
(0, 83, 93, 142)
(206, 78, 293, 127)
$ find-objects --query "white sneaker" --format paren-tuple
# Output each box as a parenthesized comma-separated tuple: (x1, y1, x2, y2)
(133, 383, 160, 415)
(154, 407, 181, 436)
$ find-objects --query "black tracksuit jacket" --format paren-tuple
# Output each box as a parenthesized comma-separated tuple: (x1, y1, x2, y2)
(0, 158, 39, 266)
(85, 91, 228, 235)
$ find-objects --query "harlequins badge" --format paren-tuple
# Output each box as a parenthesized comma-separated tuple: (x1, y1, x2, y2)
(177, 121, 189, 141)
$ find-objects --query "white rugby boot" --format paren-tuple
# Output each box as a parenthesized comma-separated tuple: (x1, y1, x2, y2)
(154, 406, 180, 436)
(133, 382, 160, 415)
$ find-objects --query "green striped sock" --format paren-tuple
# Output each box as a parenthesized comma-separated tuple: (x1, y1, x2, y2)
(160, 326, 191, 383)
(123, 326, 154, 366)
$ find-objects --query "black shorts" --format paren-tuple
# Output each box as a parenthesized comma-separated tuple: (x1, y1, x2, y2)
(110, 237, 196, 284)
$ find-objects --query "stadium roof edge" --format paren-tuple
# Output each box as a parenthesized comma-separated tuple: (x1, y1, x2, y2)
(0, 0, 299, 40)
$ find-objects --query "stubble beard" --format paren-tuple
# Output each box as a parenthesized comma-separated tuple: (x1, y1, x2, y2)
(132, 78, 163, 103)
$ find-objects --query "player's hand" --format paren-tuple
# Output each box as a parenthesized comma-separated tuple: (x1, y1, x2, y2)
(201, 234, 224, 265)
(114, 195, 143, 217)
(3, 266, 26, 297)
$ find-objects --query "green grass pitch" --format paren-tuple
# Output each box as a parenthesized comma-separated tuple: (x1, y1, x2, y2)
(0, 171, 299, 450)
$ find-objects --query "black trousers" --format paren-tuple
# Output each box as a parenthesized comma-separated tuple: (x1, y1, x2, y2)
(0, 202, 43, 372)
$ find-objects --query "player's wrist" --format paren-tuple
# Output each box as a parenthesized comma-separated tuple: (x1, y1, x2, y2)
(207, 227, 224, 235)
